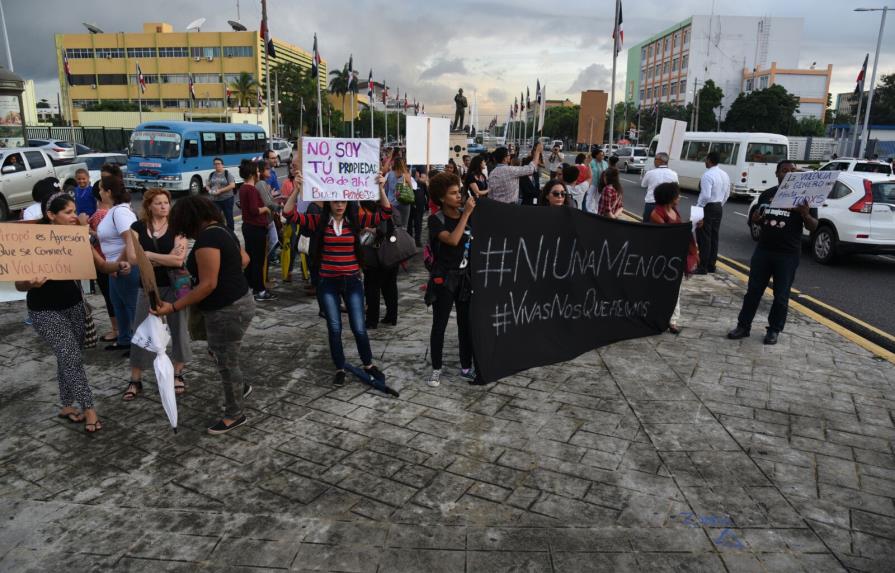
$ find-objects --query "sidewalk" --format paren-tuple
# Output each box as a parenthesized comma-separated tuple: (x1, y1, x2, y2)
(0, 247, 893, 572)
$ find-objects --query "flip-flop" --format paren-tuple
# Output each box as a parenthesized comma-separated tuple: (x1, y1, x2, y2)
(101, 333, 118, 342)
(85, 419, 103, 433)
(174, 374, 186, 395)
(122, 381, 142, 402)
(58, 411, 84, 423)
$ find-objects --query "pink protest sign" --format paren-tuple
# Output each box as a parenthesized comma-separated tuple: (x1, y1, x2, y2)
(301, 137, 380, 201)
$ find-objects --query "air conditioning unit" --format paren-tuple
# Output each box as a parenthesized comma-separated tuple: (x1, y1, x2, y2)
(194, 57, 201, 62)
(91, 84, 97, 89)
(106, 54, 112, 59)
(206, 56, 213, 62)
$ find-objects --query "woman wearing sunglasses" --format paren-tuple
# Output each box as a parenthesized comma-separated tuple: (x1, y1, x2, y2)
(539, 179, 572, 207)
(424, 171, 479, 388)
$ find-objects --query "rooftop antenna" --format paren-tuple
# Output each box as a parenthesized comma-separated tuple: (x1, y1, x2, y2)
(186, 17, 206, 33)
(228, 20, 247, 31)
(82, 22, 104, 34)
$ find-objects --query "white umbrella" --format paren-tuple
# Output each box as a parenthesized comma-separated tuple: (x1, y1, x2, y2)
(132, 315, 178, 432)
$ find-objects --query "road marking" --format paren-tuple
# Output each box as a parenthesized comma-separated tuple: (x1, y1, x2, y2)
(734, 212, 747, 218)
(623, 211, 895, 365)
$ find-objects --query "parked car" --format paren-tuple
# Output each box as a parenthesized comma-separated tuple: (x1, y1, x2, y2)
(75, 143, 94, 156)
(78, 152, 128, 184)
(746, 172, 895, 264)
(270, 138, 293, 163)
(551, 139, 564, 151)
(0, 148, 86, 220)
(27, 139, 76, 164)
(816, 158, 892, 176)
(616, 146, 649, 173)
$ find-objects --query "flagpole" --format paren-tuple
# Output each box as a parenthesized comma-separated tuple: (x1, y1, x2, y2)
(609, 0, 619, 148)
(262, 0, 273, 141)
(314, 34, 323, 136)
(274, 70, 280, 138)
(299, 96, 303, 137)
(859, 8, 887, 158)
(851, 68, 865, 156)
(137, 63, 143, 124)
(384, 86, 388, 144)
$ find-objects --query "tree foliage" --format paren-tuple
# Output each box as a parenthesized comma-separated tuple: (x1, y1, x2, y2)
(228, 72, 259, 112)
(695, 79, 723, 131)
(793, 116, 825, 137)
(269, 62, 336, 137)
(85, 100, 140, 112)
(869, 73, 895, 125)
(723, 85, 799, 134)
(542, 105, 579, 142)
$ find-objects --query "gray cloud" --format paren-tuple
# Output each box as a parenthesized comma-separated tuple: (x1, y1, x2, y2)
(419, 58, 468, 81)
(486, 88, 508, 103)
(568, 63, 612, 94)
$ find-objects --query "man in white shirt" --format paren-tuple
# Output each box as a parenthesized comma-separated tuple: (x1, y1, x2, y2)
(640, 152, 678, 221)
(695, 151, 731, 274)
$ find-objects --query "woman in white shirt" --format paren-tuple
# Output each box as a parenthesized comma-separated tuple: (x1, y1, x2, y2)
(95, 166, 139, 351)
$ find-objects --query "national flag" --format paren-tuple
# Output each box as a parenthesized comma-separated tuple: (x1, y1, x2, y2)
(526, 86, 530, 110)
(300, 98, 305, 112)
(382, 83, 388, 104)
(421, 104, 424, 114)
(520, 92, 524, 113)
(136, 63, 146, 94)
(537, 84, 547, 132)
(259, 9, 276, 58)
(367, 69, 374, 98)
(257, 88, 263, 107)
(310, 34, 321, 78)
(188, 74, 196, 100)
(536, 79, 541, 104)
(855, 53, 869, 96)
(612, 1, 624, 56)
(403, 94, 408, 111)
(62, 51, 73, 86)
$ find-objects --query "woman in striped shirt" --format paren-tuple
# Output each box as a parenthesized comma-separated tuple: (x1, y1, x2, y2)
(283, 173, 392, 388)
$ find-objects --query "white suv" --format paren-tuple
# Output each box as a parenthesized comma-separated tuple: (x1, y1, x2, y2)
(747, 172, 895, 264)
(616, 146, 649, 173)
(817, 158, 892, 176)
(270, 139, 293, 163)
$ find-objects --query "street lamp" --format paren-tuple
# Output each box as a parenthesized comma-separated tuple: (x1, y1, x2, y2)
(854, 7, 889, 158)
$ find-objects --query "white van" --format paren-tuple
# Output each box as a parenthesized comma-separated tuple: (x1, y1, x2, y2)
(645, 132, 789, 199)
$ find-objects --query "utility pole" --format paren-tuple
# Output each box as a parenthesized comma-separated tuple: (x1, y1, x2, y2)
(608, 0, 619, 146)
(0, 0, 13, 71)
(856, 7, 888, 158)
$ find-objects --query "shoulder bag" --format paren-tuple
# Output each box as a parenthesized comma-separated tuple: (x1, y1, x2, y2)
(395, 174, 415, 205)
(377, 218, 417, 268)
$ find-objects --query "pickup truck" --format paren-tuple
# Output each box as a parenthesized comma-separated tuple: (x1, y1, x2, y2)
(0, 148, 87, 220)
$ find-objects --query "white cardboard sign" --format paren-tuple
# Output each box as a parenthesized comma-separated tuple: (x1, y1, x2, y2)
(770, 170, 838, 208)
(657, 118, 687, 160)
(405, 116, 450, 166)
(302, 137, 380, 201)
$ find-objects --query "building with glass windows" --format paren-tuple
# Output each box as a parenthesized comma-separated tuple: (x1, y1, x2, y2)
(55, 22, 326, 122)
(625, 16, 805, 119)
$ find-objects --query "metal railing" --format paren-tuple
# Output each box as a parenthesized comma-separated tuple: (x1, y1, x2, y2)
(25, 126, 133, 153)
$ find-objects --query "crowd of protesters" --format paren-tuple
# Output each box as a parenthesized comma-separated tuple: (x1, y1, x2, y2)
(14, 138, 806, 437)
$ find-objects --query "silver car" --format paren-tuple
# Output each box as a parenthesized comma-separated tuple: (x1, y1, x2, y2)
(616, 146, 649, 173)
(27, 139, 76, 164)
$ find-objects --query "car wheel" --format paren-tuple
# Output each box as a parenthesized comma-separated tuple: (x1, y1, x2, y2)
(63, 179, 76, 193)
(0, 195, 9, 221)
(748, 208, 761, 241)
(189, 175, 203, 196)
(811, 226, 838, 264)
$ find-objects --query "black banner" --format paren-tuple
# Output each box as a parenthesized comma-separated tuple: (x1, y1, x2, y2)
(469, 200, 692, 383)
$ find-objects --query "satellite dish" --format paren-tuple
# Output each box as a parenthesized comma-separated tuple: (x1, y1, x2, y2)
(186, 17, 206, 32)
(82, 22, 104, 34)
(227, 20, 247, 32)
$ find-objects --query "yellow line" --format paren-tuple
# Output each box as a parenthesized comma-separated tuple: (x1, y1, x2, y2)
(625, 208, 894, 364)
(716, 260, 895, 364)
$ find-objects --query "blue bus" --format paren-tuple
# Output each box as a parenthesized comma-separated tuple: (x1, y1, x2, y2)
(125, 121, 267, 195)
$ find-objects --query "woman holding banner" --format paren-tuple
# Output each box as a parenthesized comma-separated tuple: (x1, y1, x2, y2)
(425, 172, 478, 388)
(282, 172, 392, 388)
(16, 191, 103, 433)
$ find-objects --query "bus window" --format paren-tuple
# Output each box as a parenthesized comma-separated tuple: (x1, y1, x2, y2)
(648, 140, 658, 157)
(685, 141, 710, 161)
(711, 142, 737, 165)
(183, 139, 199, 158)
(129, 130, 181, 159)
(223, 132, 238, 154)
(201, 132, 222, 155)
(239, 132, 256, 153)
(256, 135, 267, 153)
(746, 143, 787, 163)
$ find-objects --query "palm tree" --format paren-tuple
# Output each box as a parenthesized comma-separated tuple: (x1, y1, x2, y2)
(229, 72, 259, 113)
(328, 64, 350, 125)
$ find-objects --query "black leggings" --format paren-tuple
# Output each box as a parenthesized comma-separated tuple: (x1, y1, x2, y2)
(242, 223, 268, 293)
(429, 283, 472, 371)
(364, 265, 398, 325)
(96, 270, 115, 318)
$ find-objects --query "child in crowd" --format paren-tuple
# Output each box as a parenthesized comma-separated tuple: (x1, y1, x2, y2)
(73, 168, 95, 223)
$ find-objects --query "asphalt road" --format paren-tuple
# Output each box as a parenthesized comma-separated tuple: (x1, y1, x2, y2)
(614, 170, 895, 336)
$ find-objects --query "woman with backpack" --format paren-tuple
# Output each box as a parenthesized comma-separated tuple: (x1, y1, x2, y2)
(283, 174, 392, 388)
(385, 156, 414, 226)
(425, 172, 479, 388)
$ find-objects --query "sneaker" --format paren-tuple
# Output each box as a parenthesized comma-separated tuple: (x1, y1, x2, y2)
(23, 316, 32, 326)
(427, 369, 441, 388)
(333, 370, 346, 388)
(459, 367, 476, 381)
(243, 384, 253, 398)
(207, 415, 247, 435)
(365, 365, 385, 382)
(254, 290, 278, 302)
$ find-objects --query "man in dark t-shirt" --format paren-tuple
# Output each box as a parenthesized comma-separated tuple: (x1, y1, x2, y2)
(728, 160, 818, 345)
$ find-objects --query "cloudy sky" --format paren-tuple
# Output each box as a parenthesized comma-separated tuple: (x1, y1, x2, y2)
(4, 0, 894, 120)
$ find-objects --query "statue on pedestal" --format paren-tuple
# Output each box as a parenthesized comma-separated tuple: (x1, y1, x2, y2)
(452, 88, 468, 131)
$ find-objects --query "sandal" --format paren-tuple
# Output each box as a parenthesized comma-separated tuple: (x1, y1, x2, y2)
(57, 409, 84, 423)
(174, 373, 186, 395)
(85, 419, 103, 433)
(101, 332, 118, 342)
(122, 380, 143, 402)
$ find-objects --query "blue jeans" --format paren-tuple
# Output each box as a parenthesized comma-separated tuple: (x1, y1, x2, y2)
(214, 196, 235, 231)
(317, 275, 373, 370)
(109, 267, 140, 345)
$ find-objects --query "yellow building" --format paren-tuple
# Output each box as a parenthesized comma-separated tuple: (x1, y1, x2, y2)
(55, 22, 326, 123)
